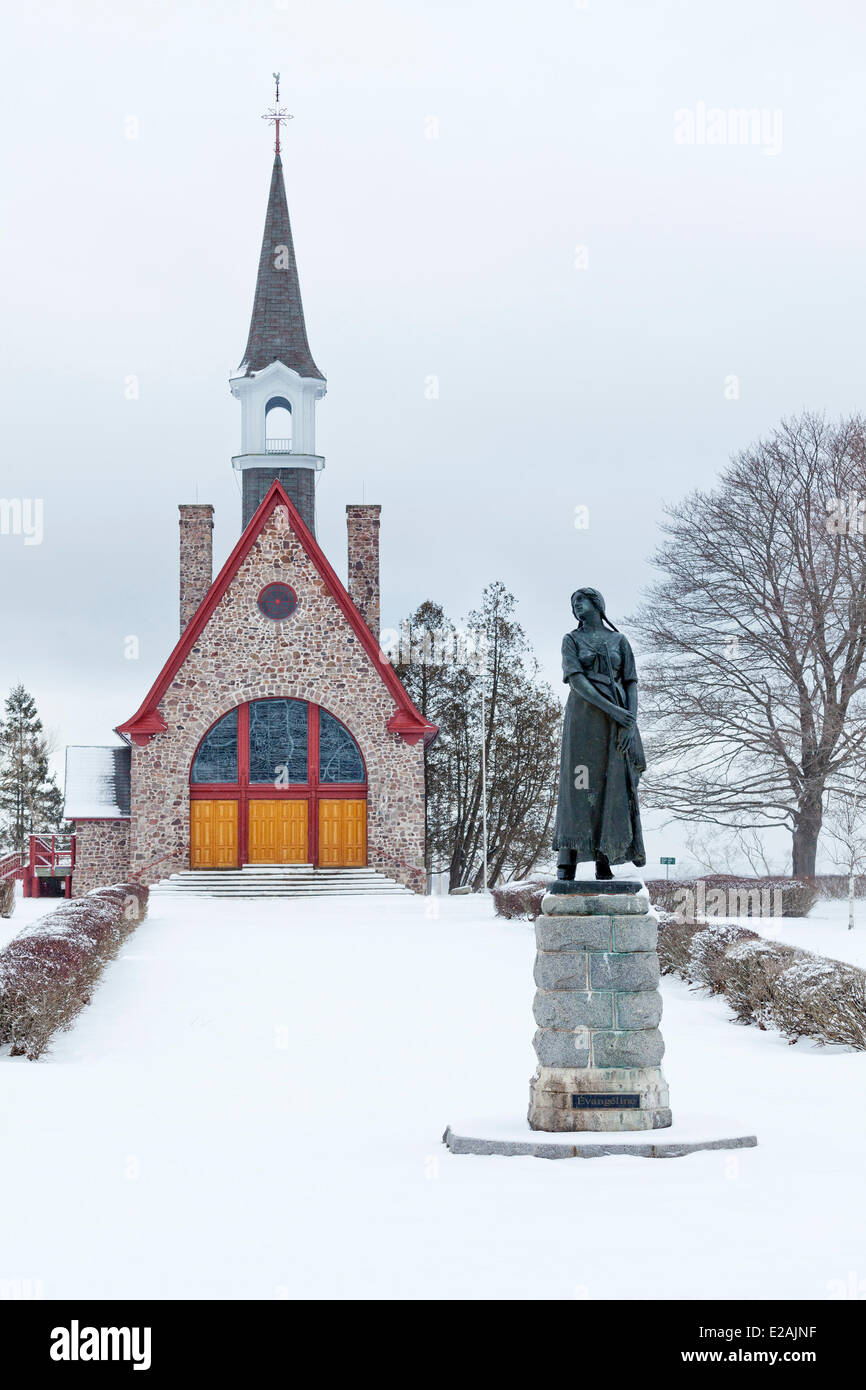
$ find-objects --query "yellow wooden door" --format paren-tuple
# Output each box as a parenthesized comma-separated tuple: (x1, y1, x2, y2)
(318, 799, 367, 867)
(190, 800, 238, 869)
(248, 800, 308, 863)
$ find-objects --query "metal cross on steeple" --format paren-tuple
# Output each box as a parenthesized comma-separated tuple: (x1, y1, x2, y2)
(261, 71, 293, 155)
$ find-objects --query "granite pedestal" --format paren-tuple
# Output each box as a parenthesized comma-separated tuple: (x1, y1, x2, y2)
(528, 879, 673, 1132)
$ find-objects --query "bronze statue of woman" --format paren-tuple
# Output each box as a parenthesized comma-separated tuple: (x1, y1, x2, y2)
(554, 587, 647, 880)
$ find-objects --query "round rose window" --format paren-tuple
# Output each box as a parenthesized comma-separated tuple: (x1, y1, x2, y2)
(257, 582, 298, 621)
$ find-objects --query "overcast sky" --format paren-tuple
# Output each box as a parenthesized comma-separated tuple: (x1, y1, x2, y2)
(2, 0, 866, 869)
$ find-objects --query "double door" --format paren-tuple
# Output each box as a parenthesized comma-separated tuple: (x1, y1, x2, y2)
(190, 797, 366, 869)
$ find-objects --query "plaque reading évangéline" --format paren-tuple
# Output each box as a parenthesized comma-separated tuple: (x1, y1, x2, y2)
(572, 1094, 640, 1109)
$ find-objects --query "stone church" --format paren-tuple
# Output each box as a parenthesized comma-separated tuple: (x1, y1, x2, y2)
(64, 114, 436, 896)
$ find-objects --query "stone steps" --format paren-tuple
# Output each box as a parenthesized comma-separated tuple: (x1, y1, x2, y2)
(148, 866, 412, 898)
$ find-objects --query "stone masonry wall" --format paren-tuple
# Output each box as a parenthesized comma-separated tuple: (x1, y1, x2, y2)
(346, 505, 381, 641)
(130, 503, 425, 891)
(72, 820, 131, 897)
(179, 504, 214, 635)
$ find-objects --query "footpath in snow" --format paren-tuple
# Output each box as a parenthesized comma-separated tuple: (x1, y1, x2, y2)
(1, 890, 864, 1299)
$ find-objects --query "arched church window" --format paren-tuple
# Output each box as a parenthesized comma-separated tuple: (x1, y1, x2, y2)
(265, 396, 292, 453)
(249, 698, 308, 784)
(190, 708, 238, 783)
(319, 709, 365, 784)
(190, 702, 365, 789)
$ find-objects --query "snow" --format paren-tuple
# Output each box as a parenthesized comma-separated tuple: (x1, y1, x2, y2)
(715, 898, 866, 970)
(1, 891, 864, 1299)
(63, 744, 130, 819)
(0, 888, 51, 949)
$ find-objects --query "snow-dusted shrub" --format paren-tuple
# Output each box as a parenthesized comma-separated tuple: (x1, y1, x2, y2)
(0, 878, 14, 919)
(656, 915, 706, 977)
(491, 878, 552, 921)
(645, 880, 689, 915)
(771, 955, 866, 1050)
(86, 882, 148, 920)
(719, 938, 798, 1027)
(657, 908, 866, 1050)
(771, 878, 820, 917)
(687, 922, 761, 992)
(0, 883, 148, 1060)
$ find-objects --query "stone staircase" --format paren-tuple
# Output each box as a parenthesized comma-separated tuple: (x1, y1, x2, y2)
(148, 865, 413, 899)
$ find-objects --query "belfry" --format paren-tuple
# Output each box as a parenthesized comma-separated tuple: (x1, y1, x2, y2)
(64, 83, 436, 895)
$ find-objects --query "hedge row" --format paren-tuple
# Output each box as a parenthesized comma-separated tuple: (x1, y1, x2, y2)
(809, 874, 866, 900)
(0, 883, 149, 1060)
(646, 875, 820, 919)
(657, 916, 866, 1050)
(491, 873, 821, 923)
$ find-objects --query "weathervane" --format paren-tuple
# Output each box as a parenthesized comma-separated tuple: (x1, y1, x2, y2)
(262, 72, 293, 155)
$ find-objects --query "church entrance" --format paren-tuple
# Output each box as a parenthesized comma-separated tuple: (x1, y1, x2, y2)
(189, 699, 367, 869)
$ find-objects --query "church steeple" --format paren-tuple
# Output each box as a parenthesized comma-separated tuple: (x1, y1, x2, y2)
(239, 152, 324, 380)
(230, 76, 327, 534)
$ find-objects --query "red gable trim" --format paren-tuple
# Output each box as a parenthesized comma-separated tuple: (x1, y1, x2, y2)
(116, 481, 438, 748)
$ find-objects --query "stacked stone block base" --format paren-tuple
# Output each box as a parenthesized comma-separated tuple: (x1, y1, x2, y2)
(528, 881, 672, 1132)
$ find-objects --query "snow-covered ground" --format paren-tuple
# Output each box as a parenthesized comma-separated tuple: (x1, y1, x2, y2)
(1, 889, 864, 1299)
(741, 897, 866, 970)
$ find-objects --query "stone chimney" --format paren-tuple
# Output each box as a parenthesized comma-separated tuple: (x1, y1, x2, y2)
(179, 504, 214, 634)
(346, 504, 381, 640)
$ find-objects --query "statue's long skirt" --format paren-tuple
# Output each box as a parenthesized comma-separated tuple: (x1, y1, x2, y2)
(553, 690, 646, 867)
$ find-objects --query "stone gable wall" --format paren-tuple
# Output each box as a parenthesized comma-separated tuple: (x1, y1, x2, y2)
(128, 504, 426, 891)
(72, 820, 131, 897)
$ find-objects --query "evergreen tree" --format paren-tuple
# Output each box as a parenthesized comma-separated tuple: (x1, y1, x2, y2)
(0, 684, 65, 852)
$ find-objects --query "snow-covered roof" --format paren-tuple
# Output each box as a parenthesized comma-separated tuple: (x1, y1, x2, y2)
(64, 746, 131, 820)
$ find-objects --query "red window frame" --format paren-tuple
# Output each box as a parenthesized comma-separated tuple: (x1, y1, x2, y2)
(189, 700, 366, 866)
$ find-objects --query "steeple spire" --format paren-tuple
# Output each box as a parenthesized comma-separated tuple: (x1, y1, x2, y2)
(231, 80, 327, 536)
(238, 79, 323, 380)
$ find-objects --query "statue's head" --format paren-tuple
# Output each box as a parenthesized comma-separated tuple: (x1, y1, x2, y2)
(571, 587, 618, 630)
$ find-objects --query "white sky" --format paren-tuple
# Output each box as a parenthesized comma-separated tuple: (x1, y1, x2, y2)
(2, 0, 866, 870)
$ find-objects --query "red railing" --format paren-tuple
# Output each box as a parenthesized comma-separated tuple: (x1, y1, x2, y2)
(29, 834, 75, 874)
(129, 850, 180, 884)
(0, 850, 24, 883)
(22, 834, 76, 898)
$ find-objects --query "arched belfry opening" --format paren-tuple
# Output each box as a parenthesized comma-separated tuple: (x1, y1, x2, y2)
(265, 396, 293, 453)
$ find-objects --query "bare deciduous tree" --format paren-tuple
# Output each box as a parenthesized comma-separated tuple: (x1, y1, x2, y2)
(396, 584, 561, 890)
(631, 412, 866, 876)
(823, 783, 866, 930)
(683, 825, 781, 877)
